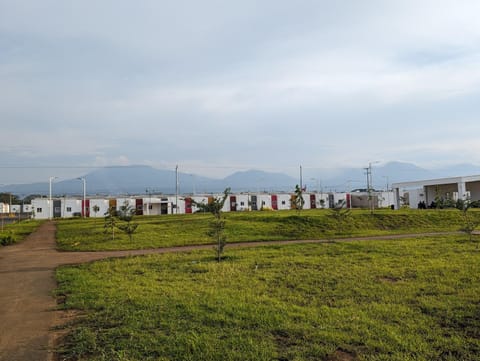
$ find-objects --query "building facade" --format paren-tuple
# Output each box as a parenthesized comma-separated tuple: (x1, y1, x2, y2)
(392, 175, 480, 209)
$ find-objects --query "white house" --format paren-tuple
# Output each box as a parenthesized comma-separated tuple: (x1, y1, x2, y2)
(275, 194, 291, 210)
(0, 202, 8, 213)
(257, 194, 272, 210)
(31, 198, 51, 219)
(23, 204, 33, 213)
(89, 199, 110, 217)
(235, 194, 250, 211)
(392, 175, 480, 209)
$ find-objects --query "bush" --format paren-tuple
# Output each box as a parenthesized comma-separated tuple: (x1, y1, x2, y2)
(0, 233, 15, 246)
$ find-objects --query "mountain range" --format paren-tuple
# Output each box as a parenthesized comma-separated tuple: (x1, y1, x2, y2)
(1, 162, 480, 197)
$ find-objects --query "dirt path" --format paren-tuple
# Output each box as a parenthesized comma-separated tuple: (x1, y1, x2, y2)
(0, 222, 460, 360)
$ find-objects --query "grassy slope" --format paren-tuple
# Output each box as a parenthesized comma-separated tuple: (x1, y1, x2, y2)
(55, 209, 478, 251)
(56, 235, 480, 361)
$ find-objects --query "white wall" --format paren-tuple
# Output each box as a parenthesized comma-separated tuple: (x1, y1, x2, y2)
(377, 191, 395, 208)
(32, 199, 50, 219)
(90, 199, 110, 217)
(116, 198, 136, 212)
(63, 199, 82, 217)
(276, 194, 291, 210)
(236, 194, 250, 211)
(257, 194, 272, 210)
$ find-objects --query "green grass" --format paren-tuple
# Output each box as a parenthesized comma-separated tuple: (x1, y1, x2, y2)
(0, 219, 43, 246)
(55, 209, 479, 251)
(56, 235, 480, 360)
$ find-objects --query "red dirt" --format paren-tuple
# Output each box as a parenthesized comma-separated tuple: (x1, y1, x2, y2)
(0, 222, 459, 360)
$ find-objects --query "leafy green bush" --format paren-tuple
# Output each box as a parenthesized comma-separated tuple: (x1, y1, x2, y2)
(0, 233, 15, 246)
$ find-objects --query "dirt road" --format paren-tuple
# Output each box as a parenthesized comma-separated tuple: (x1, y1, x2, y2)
(0, 222, 460, 360)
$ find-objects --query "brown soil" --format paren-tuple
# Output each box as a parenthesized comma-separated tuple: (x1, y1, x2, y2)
(0, 222, 459, 360)
(326, 349, 356, 361)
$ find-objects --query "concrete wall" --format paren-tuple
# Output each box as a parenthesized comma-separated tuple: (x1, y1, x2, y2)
(63, 198, 82, 217)
(32, 199, 50, 219)
(90, 199, 110, 217)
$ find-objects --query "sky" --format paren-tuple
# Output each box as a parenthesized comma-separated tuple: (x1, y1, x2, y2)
(1, 0, 480, 184)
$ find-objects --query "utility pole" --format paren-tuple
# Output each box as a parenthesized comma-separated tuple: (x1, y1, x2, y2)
(77, 177, 86, 218)
(49, 176, 57, 220)
(365, 161, 379, 213)
(364, 167, 371, 211)
(175, 165, 179, 214)
(299, 165, 303, 191)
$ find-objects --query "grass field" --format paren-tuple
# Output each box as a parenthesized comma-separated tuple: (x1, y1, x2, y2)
(55, 209, 478, 251)
(0, 219, 43, 246)
(56, 234, 480, 360)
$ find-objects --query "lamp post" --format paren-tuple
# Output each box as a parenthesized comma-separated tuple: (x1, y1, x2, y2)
(175, 165, 179, 214)
(365, 161, 380, 213)
(383, 175, 390, 208)
(49, 176, 58, 220)
(145, 188, 155, 216)
(77, 178, 86, 218)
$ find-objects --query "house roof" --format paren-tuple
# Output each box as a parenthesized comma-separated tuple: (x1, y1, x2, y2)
(392, 175, 480, 189)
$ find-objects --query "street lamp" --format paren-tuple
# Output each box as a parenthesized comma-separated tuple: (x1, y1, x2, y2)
(365, 161, 380, 212)
(49, 176, 58, 220)
(77, 178, 86, 218)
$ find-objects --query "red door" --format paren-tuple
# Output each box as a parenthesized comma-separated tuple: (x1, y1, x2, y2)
(136, 199, 143, 215)
(230, 196, 237, 211)
(185, 198, 192, 214)
(310, 194, 316, 209)
(271, 195, 278, 210)
(82, 199, 90, 217)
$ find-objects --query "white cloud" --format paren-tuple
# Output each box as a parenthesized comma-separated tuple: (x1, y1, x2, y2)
(2, 0, 480, 182)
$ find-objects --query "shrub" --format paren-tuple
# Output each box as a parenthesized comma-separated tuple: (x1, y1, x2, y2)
(0, 233, 15, 246)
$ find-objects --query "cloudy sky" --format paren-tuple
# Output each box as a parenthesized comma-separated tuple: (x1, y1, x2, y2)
(1, 0, 480, 184)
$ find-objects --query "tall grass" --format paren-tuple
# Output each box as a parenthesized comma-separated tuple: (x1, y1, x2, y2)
(56, 235, 480, 360)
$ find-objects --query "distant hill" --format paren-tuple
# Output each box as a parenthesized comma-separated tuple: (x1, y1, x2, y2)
(302, 161, 480, 192)
(2, 162, 480, 197)
(0, 166, 298, 197)
(220, 170, 297, 192)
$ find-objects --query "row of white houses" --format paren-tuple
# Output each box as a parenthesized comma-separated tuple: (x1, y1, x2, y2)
(28, 191, 395, 219)
(5, 174, 480, 217)
(0, 203, 33, 214)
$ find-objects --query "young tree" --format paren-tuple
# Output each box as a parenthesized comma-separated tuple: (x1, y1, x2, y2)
(92, 205, 100, 218)
(328, 200, 351, 222)
(103, 206, 117, 241)
(192, 188, 231, 261)
(116, 202, 139, 242)
(92, 205, 100, 228)
(456, 198, 480, 245)
(292, 184, 305, 212)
